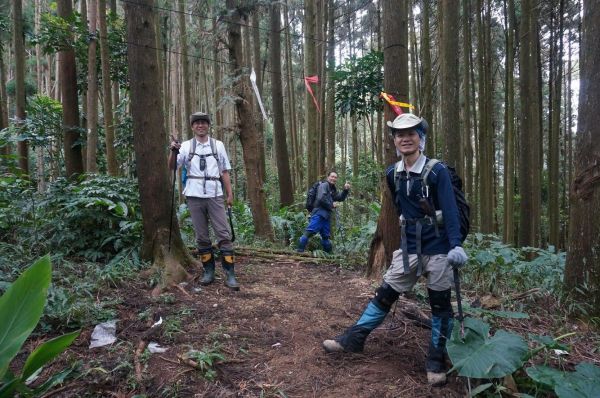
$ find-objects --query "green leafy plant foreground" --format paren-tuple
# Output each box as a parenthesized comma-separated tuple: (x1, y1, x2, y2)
(526, 363, 600, 398)
(447, 317, 529, 378)
(0, 256, 80, 397)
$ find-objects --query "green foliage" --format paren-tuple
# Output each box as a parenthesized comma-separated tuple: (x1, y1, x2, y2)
(1, 175, 142, 262)
(334, 51, 383, 118)
(464, 234, 565, 295)
(0, 256, 80, 396)
(526, 363, 600, 398)
(183, 345, 225, 381)
(448, 318, 529, 379)
(0, 95, 64, 148)
(33, 12, 88, 60)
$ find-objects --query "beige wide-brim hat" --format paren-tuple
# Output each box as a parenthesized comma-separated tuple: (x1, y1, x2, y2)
(386, 113, 423, 130)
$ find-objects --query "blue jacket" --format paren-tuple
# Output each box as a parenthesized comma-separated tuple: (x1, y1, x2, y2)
(312, 181, 349, 220)
(385, 155, 462, 254)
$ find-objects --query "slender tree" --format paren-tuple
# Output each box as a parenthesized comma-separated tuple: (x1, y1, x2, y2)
(270, 2, 293, 207)
(440, 0, 461, 171)
(565, 0, 600, 316)
(86, 0, 99, 173)
(304, 0, 319, 186)
(124, 0, 191, 289)
(225, 0, 273, 240)
(99, 0, 117, 175)
(518, 0, 542, 246)
(13, 0, 28, 175)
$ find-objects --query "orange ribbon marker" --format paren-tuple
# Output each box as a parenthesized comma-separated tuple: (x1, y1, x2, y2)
(304, 75, 321, 113)
(380, 92, 414, 115)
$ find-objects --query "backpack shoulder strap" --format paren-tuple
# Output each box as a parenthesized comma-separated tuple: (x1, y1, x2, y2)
(422, 158, 440, 186)
(393, 160, 404, 192)
(210, 137, 222, 174)
(187, 138, 197, 163)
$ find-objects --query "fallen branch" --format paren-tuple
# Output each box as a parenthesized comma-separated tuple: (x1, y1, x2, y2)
(171, 282, 193, 298)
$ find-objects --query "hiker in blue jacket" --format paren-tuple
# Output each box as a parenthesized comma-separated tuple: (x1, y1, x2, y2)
(297, 171, 351, 253)
(322, 113, 468, 387)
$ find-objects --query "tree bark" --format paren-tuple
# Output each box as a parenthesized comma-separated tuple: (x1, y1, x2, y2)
(225, 0, 273, 240)
(124, 0, 191, 288)
(503, 0, 516, 245)
(440, 0, 461, 171)
(366, 0, 408, 277)
(178, 0, 191, 133)
(304, 0, 319, 186)
(421, 0, 434, 156)
(86, 0, 99, 173)
(270, 2, 294, 207)
(565, 0, 600, 316)
(99, 0, 117, 176)
(518, 0, 542, 246)
(13, 0, 28, 176)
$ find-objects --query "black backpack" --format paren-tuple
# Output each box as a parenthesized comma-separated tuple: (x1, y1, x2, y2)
(305, 181, 322, 212)
(421, 159, 470, 242)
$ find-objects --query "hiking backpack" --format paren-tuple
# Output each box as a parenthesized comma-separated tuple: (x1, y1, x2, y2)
(305, 181, 322, 212)
(421, 159, 470, 242)
(394, 159, 470, 242)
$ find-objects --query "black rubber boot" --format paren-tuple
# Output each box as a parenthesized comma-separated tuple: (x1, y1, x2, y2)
(426, 289, 454, 386)
(199, 250, 215, 286)
(221, 252, 239, 291)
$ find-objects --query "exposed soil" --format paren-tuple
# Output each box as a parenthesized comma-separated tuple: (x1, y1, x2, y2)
(25, 256, 472, 397)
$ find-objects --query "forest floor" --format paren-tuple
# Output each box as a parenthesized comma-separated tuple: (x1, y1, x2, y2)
(23, 252, 600, 397)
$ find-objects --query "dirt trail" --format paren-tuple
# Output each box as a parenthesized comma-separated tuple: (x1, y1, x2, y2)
(47, 256, 466, 397)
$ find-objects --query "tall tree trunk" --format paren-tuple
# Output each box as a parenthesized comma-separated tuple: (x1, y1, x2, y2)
(99, 0, 117, 175)
(565, 0, 600, 316)
(0, 20, 9, 157)
(284, 0, 300, 190)
(376, 2, 383, 165)
(178, 0, 192, 137)
(225, 1, 273, 240)
(304, 0, 318, 186)
(270, 2, 293, 208)
(548, 0, 564, 248)
(518, 0, 542, 247)
(86, 0, 99, 173)
(462, 0, 474, 205)
(124, 0, 191, 289)
(13, 0, 28, 176)
(325, 0, 336, 172)
(57, 0, 84, 178)
(422, 0, 434, 155)
(366, 0, 408, 277)
(503, 0, 516, 244)
(440, 0, 461, 171)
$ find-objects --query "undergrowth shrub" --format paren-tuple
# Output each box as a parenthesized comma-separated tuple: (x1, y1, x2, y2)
(0, 174, 142, 263)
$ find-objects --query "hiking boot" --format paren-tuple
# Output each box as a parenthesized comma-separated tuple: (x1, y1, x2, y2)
(427, 371, 447, 387)
(199, 251, 215, 285)
(200, 262, 215, 285)
(322, 339, 345, 353)
(221, 252, 239, 291)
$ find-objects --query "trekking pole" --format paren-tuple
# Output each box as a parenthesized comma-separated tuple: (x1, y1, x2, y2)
(168, 136, 179, 252)
(227, 206, 236, 243)
(453, 266, 465, 338)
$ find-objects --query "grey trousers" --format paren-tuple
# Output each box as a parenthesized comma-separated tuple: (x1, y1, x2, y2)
(186, 196, 233, 252)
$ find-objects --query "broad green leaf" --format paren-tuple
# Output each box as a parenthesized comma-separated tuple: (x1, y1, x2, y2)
(22, 330, 80, 380)
(528, 363, 600, 398)
(0, 256, 52, 379)
(448, 318, 528, 378)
